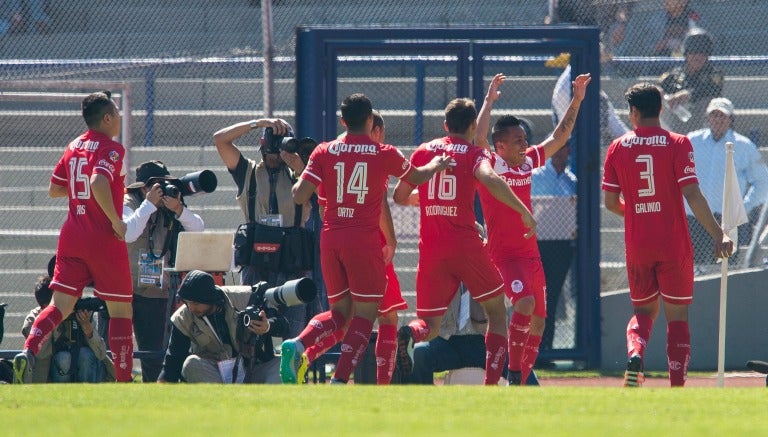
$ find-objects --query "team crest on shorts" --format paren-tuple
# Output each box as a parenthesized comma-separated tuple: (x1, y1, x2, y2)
(511, 279, 524, 294)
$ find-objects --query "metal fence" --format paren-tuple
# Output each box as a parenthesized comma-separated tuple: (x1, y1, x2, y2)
(2, 0, 767, 364)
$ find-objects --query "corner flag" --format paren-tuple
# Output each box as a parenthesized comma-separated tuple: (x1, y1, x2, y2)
(721, 142, 748, 251)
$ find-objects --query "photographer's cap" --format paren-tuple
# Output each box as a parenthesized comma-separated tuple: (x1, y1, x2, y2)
(178, 270, 225, 305)
(126, 160, 172, 190)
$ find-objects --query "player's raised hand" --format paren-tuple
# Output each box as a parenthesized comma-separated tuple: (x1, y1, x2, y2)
(486, 73, 506, 103)
(572, 73, 592, 102)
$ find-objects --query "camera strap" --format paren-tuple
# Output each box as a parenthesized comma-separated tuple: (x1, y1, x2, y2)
(247, 166, 257, 223)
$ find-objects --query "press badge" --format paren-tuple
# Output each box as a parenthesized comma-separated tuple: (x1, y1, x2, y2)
(138, 249, 164, 288)
(258, 214, 283, 227)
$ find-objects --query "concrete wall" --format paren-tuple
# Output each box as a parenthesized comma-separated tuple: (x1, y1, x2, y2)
(601, 267, 768, 371)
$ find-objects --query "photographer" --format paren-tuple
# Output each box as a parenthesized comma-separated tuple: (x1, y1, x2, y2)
(21, 276, 115, 382)
(123, 160, 205, 382)
(213, 118, 318, 337)
(157, 270, 288, 383)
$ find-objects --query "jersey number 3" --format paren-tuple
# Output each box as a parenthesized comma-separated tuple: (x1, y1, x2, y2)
(636, 154, 656, 197)
(68, 157, 91, 200)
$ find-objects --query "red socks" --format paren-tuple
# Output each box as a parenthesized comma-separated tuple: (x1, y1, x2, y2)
(507, 312, 531, 372)
(521, 334, 542, 385)
(109, 317, 134, 382)
(375, 324, 397, 385)
(407, 319, 430, 343)
(626, 313, 653, 359)
(305, 329, 345, 364)
(24, 304, 63, 356)
(333, 316, 374, 382)
(667, 321, 690, 387)
(298, 310, 346, 348)
(484, 332, 507, 385)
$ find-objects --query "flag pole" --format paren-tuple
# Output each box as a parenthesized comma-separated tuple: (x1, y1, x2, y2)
(716, 141, 746, 388)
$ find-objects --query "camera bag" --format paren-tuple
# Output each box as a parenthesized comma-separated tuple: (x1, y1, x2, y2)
(233, 167, 314, 273)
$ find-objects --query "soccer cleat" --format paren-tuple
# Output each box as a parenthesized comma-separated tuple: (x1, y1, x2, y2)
(396, 325, 414, 377)
(623, 354, 645, 387)
(296, 353, 309, 385)
(507, 370, 523, 386)
(280, 339, 305, 384)
(329, 377, 347, 385)
(13, 349, 36, 384)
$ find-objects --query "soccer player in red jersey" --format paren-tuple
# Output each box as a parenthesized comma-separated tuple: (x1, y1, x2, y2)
(282, 94, 452, 384)
(393, 97, 537, 385)
(473, 73, 591, 384)
(301, 111, 407, 385)
(602, 83, 733, 387)
(13, 91, 135, 383)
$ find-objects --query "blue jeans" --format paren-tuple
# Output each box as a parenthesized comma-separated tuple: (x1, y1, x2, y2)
(50, 347, 106, 383)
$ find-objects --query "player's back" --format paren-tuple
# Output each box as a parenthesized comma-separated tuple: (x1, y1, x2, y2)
(52, 130, 126, 252)
(602, 126, 695, 261)
(411, 136, 487, 253)
(309, 133, 410, 237)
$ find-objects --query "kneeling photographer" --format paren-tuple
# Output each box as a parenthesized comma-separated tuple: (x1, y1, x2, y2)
(123, 160, 208, 383)
(21, 276, 115, 382)
(213, 118, 320, 338)
(157, 270, 316, 384)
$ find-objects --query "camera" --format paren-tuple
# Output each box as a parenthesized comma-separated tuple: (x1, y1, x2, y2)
(73, 297, 106, 312)
(148, 170, 218, 199)
(262, 127, 300, 154)
(240, 277, 317, 327)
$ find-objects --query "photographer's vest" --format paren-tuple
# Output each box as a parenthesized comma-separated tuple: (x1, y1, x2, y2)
(125, 191, 176, 299)
(170, 289, 251, 361)
(236, 159, 308, 225)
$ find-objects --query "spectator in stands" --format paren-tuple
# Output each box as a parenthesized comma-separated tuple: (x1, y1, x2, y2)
(547, 0, 635, 60)
(25, 0, 50, 34)
(686, 97, 768, 266)
(655, 0, 702, 57)
(158, 270, 288, 383)
(531, 142, 578, 357)
(213, 118, 318, 338)
(659, 30, 724, 135)
(21, 276, 115, 382)
(122, 160, 205, 383)
(0, 0, 23, 35)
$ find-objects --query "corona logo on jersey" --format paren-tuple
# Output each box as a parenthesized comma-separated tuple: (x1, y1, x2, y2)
(621, 134, 669, 148)
(327, 141, 377, 156)
(426, 142, 468, 154)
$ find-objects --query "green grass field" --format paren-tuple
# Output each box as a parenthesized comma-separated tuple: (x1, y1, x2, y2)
(1, 385, 765, 436)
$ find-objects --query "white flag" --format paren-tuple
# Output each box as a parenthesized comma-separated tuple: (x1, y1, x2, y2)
(721, 142, 748, 252)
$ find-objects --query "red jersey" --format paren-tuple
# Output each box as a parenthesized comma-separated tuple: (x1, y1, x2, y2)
(478, 146, 545, 260)
(301, 133, 413, 239)
(602, 126, 697, 262)
(50, 130, 127, 256)
(406, 136, 491, 255)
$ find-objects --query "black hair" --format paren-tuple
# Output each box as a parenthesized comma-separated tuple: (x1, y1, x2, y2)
(81, 90, 115, 128)
(341, 93, 373, 132)
(34, 276, 53, 308)
(625, 83, 662, 119)
(372, 110, 384, 131)
(491, 115, 525, 145)
(444, 98, 477, 134)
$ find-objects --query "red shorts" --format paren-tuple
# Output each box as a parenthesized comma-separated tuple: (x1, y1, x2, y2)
(51, 250, 133, 303)
(321, 233, 386, 305)
(626, 256, 694, 306)
(415, 248, 505, 318)
(495, 256, 547, 318)
(378, 262, 407, 316)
